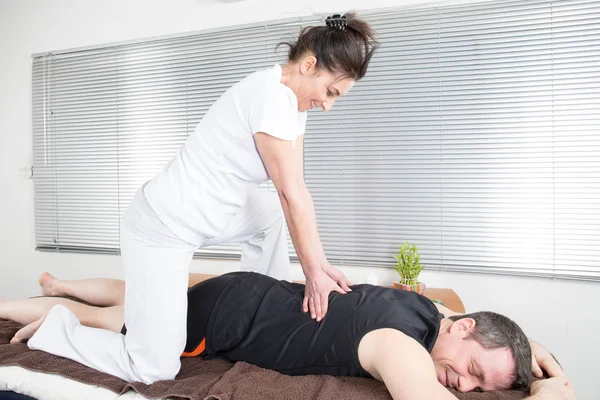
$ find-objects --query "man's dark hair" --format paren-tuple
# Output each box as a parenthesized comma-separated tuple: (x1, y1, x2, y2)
(449, 311, 532, 391)
(279, 12, 379, 81)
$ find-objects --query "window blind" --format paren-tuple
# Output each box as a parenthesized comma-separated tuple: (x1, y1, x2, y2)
(33, 0, 600, 280)
(32, 20, 315, 255)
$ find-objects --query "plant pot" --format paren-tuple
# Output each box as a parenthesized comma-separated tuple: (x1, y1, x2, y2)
(393, 281, 426, 295)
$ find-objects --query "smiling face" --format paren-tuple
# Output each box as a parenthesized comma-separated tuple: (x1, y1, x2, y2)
(430, 318, 516, 392)
(283, 55, 355, 112)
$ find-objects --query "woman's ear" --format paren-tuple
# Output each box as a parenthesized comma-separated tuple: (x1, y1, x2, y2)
(300, 55, 318, 75)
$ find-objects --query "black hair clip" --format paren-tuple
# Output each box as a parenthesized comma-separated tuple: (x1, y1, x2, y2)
(325, 14, 347, 31)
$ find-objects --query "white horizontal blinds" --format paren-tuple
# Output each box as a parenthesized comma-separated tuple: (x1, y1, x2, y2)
(32, 56, 58, 247)
(552, 0, 600, 280)
(304, 0, 600, 280)
(33, 22, 309, 255)
(33, 49, 120, 251)
(305, 9, 445, 269)
(32, 1, 600, 280)
(436, 0, 600, 279)
(436, 0, 558, 276)
(115, 37, 190, 219)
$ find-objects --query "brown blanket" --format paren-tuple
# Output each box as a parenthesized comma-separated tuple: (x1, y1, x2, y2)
(0, 319, 526, 400)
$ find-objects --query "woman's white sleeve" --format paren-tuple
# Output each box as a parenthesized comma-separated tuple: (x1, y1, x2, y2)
(249, 85, 298, 141)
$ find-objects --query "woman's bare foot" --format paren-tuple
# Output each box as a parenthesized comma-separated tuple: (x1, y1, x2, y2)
(10, 313, 47, 344)
(39, 272, 60, 296)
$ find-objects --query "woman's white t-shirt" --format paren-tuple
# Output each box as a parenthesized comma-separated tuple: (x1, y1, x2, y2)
(143, 64, 307, 245)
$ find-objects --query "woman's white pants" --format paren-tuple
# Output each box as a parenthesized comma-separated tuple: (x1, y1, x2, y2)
(28, 188, 291, 383)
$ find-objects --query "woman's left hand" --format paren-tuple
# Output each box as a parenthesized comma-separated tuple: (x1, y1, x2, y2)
(322, 265, 353, 292)
(529, 339, 567, 379)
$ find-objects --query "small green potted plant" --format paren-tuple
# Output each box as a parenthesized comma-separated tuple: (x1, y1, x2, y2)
(393, 242, 426, 294)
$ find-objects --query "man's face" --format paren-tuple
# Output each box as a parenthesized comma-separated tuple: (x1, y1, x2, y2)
(430, 318, 516, 392)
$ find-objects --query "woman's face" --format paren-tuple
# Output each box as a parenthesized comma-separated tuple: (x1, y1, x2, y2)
(294, 56, 355, 112)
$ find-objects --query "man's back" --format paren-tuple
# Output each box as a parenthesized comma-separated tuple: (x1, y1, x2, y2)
(198, 272, 443, 377)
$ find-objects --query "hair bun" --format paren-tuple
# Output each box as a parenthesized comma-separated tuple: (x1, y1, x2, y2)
(325, 14, 347, 31)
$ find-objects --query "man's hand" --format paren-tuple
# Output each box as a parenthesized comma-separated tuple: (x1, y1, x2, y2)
(529, 377, 576, 400)
(322, 264, 353, 292)
(530, 339, 567, 378)
(303, 268, 346, 322)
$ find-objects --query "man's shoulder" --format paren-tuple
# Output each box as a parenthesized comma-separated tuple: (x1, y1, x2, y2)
(358, 328, 432, 377)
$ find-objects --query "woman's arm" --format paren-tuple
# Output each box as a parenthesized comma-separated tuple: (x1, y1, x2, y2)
(254, 132, 346, 321)
(293, 136, 353, 292)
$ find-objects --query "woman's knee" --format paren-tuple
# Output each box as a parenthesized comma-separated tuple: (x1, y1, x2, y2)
(128, 349, 181, 383)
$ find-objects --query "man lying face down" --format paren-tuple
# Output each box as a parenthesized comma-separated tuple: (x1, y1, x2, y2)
(4, 271, 574, 400)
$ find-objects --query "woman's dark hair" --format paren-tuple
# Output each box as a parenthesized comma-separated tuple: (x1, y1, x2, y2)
(279, 12, 378, 81)
(449, 312, 533, 391)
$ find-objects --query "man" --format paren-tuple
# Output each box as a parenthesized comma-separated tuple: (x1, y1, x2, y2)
(1, 272, 575, 400)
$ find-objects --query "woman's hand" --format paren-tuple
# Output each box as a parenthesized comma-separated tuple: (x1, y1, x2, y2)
(321, 264, 353, 292)
(303, 268, 346, 322)
(529, 377, 576, 400)
(530, 339, 567, 379)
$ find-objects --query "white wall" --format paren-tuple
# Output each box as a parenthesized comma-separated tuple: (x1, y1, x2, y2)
(0, 0, 598, 398)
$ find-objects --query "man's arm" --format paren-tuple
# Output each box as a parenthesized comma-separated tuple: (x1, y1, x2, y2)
(528, 377, 576, 400)
(358, 328, 458, 400)
(529, 339, 567, 379)
(358, 329, 574, 400)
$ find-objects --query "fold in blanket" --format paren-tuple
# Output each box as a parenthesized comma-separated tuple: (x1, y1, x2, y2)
(0, 319, 526, 400)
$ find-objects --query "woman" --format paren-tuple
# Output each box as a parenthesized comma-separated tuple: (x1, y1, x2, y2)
(25, 13, 379, 383)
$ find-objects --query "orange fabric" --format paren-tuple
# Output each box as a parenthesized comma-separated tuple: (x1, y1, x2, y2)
(181, 337, 206, 357)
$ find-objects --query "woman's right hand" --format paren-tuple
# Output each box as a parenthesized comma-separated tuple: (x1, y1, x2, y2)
(303, 268, 346, 322)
